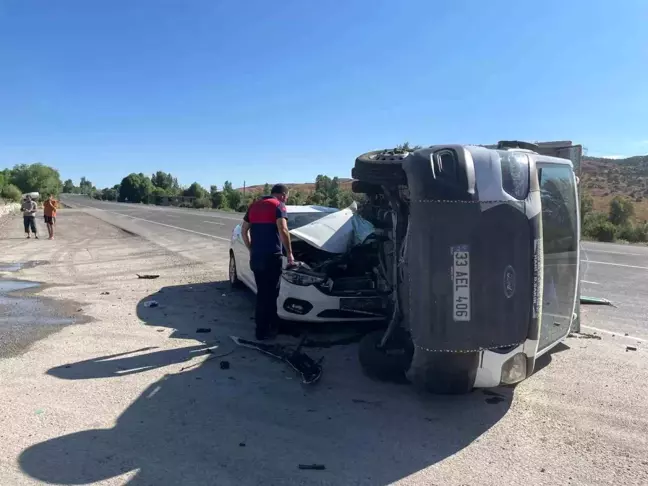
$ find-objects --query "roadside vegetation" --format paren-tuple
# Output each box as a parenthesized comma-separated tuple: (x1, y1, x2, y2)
(581, 191, 647, 243)
(64, 171, 362, 212)
(0, 164, 63, 203)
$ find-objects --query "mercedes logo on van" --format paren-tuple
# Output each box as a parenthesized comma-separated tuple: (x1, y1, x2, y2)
(503, 265, 516, 299)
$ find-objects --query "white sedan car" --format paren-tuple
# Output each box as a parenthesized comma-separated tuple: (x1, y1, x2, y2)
(229, 204, 388, 323)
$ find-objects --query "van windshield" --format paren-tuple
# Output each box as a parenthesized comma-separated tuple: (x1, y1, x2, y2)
(538, 165, 579, 351)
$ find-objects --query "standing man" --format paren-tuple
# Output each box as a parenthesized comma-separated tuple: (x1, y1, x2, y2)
(43, 194, 58, 240)
(21, 195, 38, 239)
(241, 184, 294, 340)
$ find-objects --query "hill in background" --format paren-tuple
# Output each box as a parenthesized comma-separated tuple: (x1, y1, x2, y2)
(581, 154, 648, 221)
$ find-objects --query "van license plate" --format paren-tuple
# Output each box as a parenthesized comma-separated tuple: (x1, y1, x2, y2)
(452, 245, 470, 322)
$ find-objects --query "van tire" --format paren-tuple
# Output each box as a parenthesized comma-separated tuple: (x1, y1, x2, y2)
(352, 151, 408, 186)
(358, 329, 414, 384)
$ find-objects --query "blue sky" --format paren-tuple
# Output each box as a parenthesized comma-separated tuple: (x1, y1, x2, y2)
(1, 0, 647, 189)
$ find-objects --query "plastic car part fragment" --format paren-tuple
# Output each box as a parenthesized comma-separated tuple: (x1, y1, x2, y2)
(230, 336, 323, 384)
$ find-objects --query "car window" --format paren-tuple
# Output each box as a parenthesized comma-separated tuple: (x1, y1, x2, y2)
(288, 212, 331, 231)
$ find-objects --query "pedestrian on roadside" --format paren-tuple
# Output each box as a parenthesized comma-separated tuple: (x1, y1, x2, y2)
(241, 184, 294, 340)
(43, 194, 59, 240)
(21, 195, 38, 239)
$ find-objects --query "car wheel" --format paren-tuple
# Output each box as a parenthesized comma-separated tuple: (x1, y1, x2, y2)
(352, 150, 409, 187)
(229, 252, 243, 289)
(358, 328, 414, 384)
(407, 352, 480, 395)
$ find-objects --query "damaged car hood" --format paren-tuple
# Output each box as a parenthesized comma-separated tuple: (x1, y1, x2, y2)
(289, 202, 361, 254)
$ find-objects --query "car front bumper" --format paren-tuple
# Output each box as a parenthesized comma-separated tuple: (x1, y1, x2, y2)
(277, 280, 386, 323)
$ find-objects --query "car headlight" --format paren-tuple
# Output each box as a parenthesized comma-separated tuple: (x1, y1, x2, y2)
(500, 352, 527, 385)
(282, 270, 326, 287)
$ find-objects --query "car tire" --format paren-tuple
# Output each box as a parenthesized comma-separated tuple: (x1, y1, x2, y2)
(229, 252, 244, 289)
(352, 150, 409, 187)
(358, 328, 414, 384)
(408, 352, 480, 395)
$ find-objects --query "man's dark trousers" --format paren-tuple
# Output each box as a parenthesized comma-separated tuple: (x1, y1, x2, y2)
(250, 253, 283, 339)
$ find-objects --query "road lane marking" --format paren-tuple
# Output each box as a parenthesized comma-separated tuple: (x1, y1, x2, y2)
(71, 202, 230, 241)
(581, 260, 648, 270)
(582, 248, 643, 256)
(203, 221, 225, 225)
(114, 214, 230, 241)
(581, 325, 647, 343)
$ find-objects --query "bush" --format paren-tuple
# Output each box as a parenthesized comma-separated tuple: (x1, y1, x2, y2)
(193, 197, 212, 209)
(590, 220, 618, 242)
(618, 223, 648, 243)
(1, 184, 22, 202)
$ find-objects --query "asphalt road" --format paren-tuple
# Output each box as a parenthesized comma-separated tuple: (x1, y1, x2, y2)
(62, 196, 243, 242)
(62, 196, 648, 340)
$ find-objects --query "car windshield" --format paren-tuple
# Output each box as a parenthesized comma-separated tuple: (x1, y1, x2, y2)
(288, 212, 331, 231)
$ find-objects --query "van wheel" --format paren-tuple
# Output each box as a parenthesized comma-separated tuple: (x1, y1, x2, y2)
(229, 253, 243, 289)
(358, 329, 414, 384)
(352, 150, 409, 186)
(407, 352, 479, 395)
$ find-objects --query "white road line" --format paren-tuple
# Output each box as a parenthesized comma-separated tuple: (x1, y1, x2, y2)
(581, 325, 647, 343)
(581, 280, 600, 285)
(203, 221, 225, 225)
(582, 248, 643, 256)
(73, 202, 230, 241)
(581, 260, 648, 270)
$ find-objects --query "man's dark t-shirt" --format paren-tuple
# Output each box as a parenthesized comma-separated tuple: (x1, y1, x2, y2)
(244, 196, 288, 264)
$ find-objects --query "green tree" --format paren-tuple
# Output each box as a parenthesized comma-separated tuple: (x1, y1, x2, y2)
(288, 190, 307, 205)
(152, 171, 180, 194)
(118, 173, 154, 203)
(263, 183, 271, 195)
(9, 163, 62, 196)
(210, 185, 223, 209)
(62, 179, 76, 194)
(183, 182, 208, 200)
(101, 187, 118, 201)
(79, 176, 94, 195)
(609, 196, 635, 226)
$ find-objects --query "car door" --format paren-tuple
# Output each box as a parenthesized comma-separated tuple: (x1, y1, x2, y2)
(232, 223, 256, 291)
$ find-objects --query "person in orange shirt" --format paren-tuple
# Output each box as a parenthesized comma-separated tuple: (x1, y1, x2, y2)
(43, 194, 59, 240)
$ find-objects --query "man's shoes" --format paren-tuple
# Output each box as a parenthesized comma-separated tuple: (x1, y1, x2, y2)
(34, 235, 39, 239)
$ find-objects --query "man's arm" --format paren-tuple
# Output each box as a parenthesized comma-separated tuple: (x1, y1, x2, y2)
(276, 204, 293, 265)
(241, 220, 251, 250)
(241, 210, 252, 250)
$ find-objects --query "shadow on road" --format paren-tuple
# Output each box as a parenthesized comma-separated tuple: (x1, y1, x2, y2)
(22, 280, 516, 485)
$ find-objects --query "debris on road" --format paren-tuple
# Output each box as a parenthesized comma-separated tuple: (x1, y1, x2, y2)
(143, 300, 159, 308)
(298, 464, 326, 471)
(626, 346, 638, 352)
(100, 291, 110, 295)
(137, 274, 160, 279)
(196, 328, 211, 333)
(220, 360, 230, 370)
(580, 296, 615, 307)
(568, 332, 602, 340)
(230, 336, 323, 384)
